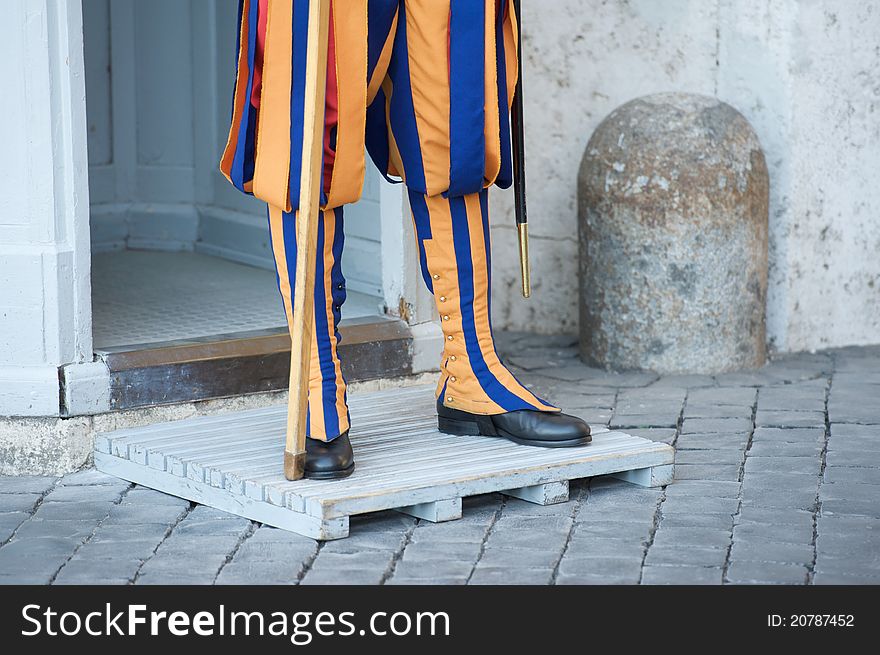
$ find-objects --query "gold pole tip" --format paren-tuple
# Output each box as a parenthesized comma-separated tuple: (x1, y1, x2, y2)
(284, 450, 307, 481)
(517, 222, 531, 299)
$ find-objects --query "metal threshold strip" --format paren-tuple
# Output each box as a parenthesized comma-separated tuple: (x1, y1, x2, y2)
(95, 316, 413, 411)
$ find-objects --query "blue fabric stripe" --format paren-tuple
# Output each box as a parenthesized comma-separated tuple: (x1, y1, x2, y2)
(329, 207, 347, 344)
(288, 0, 311, 211)
(267, 207, 284, 307)
(367, 0, 398, 82)
(448, 0, 486, 196)
(479, 190, 491, 316)
(230, 0, 260, 191)
(312, 213, 341, 439)
(448, 195, 535, 411)
(365, 87, 394, 182)
(494, 2, 513, 189)
(363, 3, 399, 183)
(329, 207, 349, 436)
(385, 4, 427, 193)
(406, 189, 435, 292)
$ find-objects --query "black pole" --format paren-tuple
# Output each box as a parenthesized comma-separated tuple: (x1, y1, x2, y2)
(511, 0, 526, 228)
(510, 0, 530, 297)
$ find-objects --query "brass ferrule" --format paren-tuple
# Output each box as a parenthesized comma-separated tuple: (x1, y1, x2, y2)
(517, 222, 531, 299)
(284, 450, 307, 481)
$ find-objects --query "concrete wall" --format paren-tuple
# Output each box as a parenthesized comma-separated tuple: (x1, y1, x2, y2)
(492, 0, 880, 353)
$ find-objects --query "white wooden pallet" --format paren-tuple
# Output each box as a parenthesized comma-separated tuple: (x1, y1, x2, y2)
(95, 385, 675, 540)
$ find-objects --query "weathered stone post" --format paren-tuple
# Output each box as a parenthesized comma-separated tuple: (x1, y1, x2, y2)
(578, 93, 769, 374)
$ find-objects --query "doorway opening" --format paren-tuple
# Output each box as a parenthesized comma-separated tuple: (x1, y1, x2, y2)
(81, 0, 410, 410)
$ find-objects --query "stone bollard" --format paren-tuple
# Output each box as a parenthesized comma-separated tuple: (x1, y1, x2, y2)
(578, 93, 769, 374)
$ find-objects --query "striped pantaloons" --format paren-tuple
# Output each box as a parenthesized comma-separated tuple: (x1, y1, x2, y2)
(221, 0, 558, 440)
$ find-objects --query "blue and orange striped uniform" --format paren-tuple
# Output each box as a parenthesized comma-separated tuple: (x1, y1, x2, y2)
(221, 0, 558, 441)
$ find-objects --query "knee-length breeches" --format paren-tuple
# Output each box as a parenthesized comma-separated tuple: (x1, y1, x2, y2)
(221, 0, 557, 440)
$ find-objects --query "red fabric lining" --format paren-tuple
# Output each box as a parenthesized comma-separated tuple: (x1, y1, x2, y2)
(251, 0, 269, 108)
(323, 7, 338, 192)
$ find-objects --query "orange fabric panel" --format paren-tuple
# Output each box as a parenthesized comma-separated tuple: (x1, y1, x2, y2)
(324, 1, 369, 208)
(252, 0, 294, 210)
(400, 0, 452, 196)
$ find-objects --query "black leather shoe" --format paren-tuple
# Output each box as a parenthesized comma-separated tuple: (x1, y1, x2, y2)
(305, 432, 355, 480)
(437, 401, 591, 448)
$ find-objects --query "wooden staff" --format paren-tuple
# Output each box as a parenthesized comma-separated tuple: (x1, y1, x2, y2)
(284, 0, 332, 481)
(511, 0, 530, 298)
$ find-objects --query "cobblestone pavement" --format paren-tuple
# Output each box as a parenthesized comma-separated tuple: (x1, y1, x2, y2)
(1, 334, 878, 585)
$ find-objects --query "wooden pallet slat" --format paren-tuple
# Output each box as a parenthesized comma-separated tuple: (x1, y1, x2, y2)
(95, 385, 675, 540)
(95, 452, 349, 540)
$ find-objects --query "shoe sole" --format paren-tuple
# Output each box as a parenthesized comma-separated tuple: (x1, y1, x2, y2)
(304, 462, 355, 480)
(438, 416, 591, 448)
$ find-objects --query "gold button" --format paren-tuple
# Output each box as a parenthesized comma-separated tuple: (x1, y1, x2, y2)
(439, 296, 447, 302)
(450, 376, 457, 382)
(432, 274, 440, 280)
(442, 315, 450, 321)
(450, 355, 457, 361)
(446, 396, 454, 403)
(447, 335, 454, 341)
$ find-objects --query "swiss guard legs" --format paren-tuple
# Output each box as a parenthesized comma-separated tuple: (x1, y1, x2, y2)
(234, 0, 589, 457)
(268, 205, 349, 443)
(407, 188, 558, 416)
(408, 189, 592, 448)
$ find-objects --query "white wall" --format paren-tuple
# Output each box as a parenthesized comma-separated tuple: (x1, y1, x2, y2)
(492, 0, 880, 353)
(0, 0, 93, 415)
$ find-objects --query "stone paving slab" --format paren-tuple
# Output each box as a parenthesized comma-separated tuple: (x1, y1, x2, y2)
(1, 337, 878, 584)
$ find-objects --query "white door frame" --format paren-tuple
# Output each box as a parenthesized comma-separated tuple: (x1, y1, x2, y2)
(0, 0, 106, 417)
